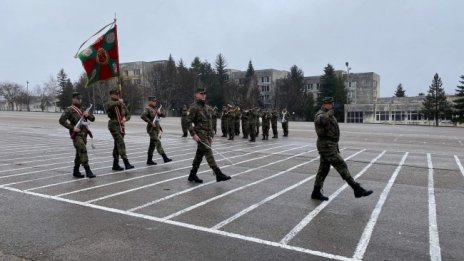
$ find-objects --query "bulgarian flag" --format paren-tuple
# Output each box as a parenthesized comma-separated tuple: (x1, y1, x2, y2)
(75, 21, 120, 86)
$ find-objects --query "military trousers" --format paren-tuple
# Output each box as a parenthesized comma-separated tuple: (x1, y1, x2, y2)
(192, 139, 217, 169)
(314, 151, 353, 188)
(212, 119, 218, 134)
(73, 134, 88, 165)
(248, 123, 256, 140)
(262, 125, 270, 137)
(181, 119, 188, 136)
(109, 126, 127, 159)
(221, 120, 227, 136)
(242, 121, 249, 138)
(282, 122, 288, 136)
(271, 123, 278, 136)
(148, 128, 164, 155)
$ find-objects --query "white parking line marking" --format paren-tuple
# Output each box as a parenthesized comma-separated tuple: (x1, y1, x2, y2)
(427, 153, 442, 261)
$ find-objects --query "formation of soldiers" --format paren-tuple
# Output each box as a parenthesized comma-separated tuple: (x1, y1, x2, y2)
(59, 87, 373, 201)
(182, 104, 289, 142)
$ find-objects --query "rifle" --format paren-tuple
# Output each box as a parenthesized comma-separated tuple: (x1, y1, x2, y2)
(71, 104, 95, 149)
(152, 105, 163, 137)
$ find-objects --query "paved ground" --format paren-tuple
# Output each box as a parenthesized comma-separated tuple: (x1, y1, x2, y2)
(0, 111, 463, 261)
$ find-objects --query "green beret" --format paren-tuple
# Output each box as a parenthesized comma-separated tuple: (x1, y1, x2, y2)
(322, 97, 334, 103)
(72, 92, 81, 98)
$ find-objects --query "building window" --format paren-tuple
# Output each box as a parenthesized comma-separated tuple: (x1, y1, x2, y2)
(124, 70, 129, 76)
(261, 76, 270, 83)
(392, 111, 406, 121)
(261, 85, 270, 92)
(347, 111, 363, 123)
(316, 83, 320, 90)
(375, 111, 389, 121)
(133, 79, 142, 85)
(134, 69, 141, 75)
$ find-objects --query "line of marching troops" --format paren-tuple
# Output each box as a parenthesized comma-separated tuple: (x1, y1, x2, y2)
(181, 104, 290, 142)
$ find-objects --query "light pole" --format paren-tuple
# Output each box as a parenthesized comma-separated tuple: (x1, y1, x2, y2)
(26, 81, 30, 111)
(345, 62, 354, 104)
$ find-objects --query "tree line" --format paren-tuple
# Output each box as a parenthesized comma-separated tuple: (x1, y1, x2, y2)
(1, 54, 464, 125)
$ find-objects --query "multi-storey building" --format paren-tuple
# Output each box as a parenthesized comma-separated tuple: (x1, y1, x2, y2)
(120, 60, 167, 87)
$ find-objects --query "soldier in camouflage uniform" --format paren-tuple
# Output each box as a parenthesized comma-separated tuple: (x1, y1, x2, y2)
(271, 109, 279, 138)
(311, 97, 373, 200)
(261, 110, 271, 140)
(234, 107, 241, 136)
(141, 96, 172, 165)
(281, 108, 289, 137)
(181, 104, 189, 137)
(248, 108, 258, 142)
(187, 88, 231, 183)
(255, 108, 261, 137)
(226, 104, 235, 140)
(241, 109, 250, 139)
(211, 106, 218, 135)
(106, 89, 134, 171)
(59, 92, 96, 178)
(221, 106, 228, 137)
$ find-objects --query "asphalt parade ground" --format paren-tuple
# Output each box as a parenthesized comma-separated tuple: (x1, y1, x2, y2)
(0, 111, 463, 261)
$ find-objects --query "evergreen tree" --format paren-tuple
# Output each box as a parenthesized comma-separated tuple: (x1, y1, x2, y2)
(452, 75, 464, 124)
(394, 83, 406, 97)
(245, 60, 255, 78)
(278, 65, 305, 119)
(56, 69, 73, 109)
(318, 64, 347, 121)
(421, 73, 451, 126)
(214, 53, 227, 105)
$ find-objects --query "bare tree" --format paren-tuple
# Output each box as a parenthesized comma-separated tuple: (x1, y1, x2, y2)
(35, 76, 58, 111)
(0, 82, 23, 110)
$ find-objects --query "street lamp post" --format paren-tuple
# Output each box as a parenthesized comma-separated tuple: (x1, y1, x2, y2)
(26, 81, 30, 111)
(345, 62, 354, 104)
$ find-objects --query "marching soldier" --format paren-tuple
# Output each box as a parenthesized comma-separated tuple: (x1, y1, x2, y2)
(248, 108, 258, 142)
(59, 92, 96, 178)
(140, 96, 172, 165)
(255, 108, 261, 137)
(106, 88, 134, 171)
(311, 97, 373, 201)
(221, 105, 228, 137)
(241, 109, 250, 139)
(211, 106, 219, 135)
(234, 106, 241, 136)
(181, 104, 189, 137)
(271, 109, 279, 138)
(227, 104, 235, 140)
(281, 108, 289, 137)
(187, 88, 231, 183)
(261, 110, 271, 140)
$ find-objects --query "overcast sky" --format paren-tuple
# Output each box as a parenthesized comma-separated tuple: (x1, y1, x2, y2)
(1, 0, 463, 97)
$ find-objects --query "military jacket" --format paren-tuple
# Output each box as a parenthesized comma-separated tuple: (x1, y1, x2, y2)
(314, 107, 340, 152)
(59, 104, 95, 137)
(141, 106, 165, 132)
(187, 100, 214, 138)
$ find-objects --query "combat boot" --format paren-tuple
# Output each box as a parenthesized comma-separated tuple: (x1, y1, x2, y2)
(311, 186, 329, 201)
(161, 153, 172, 163)
(112, 158, 124, 171)
(73, 164, 85, 178)
(188, 166, 203, 183)
(346, 177, 373, 198)
(83, 164, 96, 178)
(262, 134, 265, 140)
(147, 153, 157, 165)
(123, 158, 134, 170)
(213, 167, 231, 182)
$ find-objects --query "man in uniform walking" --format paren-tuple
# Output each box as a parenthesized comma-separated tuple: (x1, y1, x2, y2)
(187, 88, 231, 183)
(227, 104, 235, 140)
(281, 108, 289, 137)
(311, 97, 373, 200)
(271, 109, 279, 138)
(261, 109, 271, 140)
(106, 88, 134, 171)
(141, 96, 172, 165)
(59, 92, 96, 178)
(211, 106, 219, 135)
(220, 105, 228, 137)
(241, 109, 250, 139)
(248, 108, 258, 142)
(181, 104, 189, 137)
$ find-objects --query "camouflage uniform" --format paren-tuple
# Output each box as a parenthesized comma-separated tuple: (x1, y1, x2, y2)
(281, 109, 289, 137)
(312, 97, 373, 200)
(248, 109, 258, 142)
(221, 107, 228, 137)
(234, 109, 241, 136)
(211, 107, 218, 135)
(187, 96, 231, 183)
(255, 109, 261, 136)
(106, 90, 134, 170)
(181, 105, 189, 137)
(271, 110, 278, 138)
(261, 111, 271, 140)
(59, 92, 96, 178)
(140, 102, 171, 165)
(241, 110, 250, 139)
(227, 107, 235, 140)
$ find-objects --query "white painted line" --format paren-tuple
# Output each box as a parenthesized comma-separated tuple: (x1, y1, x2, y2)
(427, 153, 442, 261)
(162, 149, 364, 221)
(280, 150, 384, 245)
(454, 155, 464, 178)
(87, 146, 311, 204)
(353, 152, 408, 260)
(0, 140, 247, 184)
(128, 147, 321, 212)
(53, 143, 291, 196)
(454, 136, 463, 146)
(0, 186, 355, 261)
